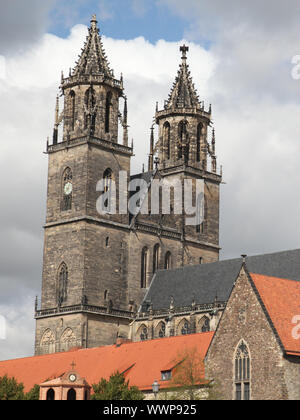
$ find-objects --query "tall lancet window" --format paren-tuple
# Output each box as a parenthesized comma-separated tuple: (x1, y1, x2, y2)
(61, 167, 73, 211)
(163, 122, 171, 160)
(105, 91, 112, 133)
(178, 121, 184, 159)
(103, 168, 113, 212)
(84, 87, 96, 133)
(69, 90, 76, 131)
(58, 263, 68, 305)
(141, 247, 148, 289)
(197, 123, 203, 162)
(153, 244, 160, 273)
(165, 252, 172, 270)
(235, 341, 251, 400)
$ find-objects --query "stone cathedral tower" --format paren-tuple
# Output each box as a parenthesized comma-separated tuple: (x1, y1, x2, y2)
(35, 16, 222, 355)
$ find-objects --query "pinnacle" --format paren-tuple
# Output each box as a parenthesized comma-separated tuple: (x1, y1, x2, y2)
(71, 14, 113, 78)
(165, 45, 201, 110)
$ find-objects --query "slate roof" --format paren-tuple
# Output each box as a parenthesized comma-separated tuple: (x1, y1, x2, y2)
(142, 249, 300, 311)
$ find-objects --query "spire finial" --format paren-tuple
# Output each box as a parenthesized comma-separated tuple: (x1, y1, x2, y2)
(180, 44, 189, 61)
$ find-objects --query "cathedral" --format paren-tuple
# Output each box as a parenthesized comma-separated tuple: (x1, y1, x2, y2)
(34, 14, 222, 355)
(1, 14, 300, 401)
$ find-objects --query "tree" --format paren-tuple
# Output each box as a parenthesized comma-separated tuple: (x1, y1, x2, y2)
(25, 384, 40, 400)
(91, 372, 144, 400)
(167, 347, 220, 400)
(0, 375, 25, 400)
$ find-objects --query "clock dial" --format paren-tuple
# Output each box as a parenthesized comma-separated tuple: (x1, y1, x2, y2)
(69, 374, 77, 382)
(64, 182, 73, 196)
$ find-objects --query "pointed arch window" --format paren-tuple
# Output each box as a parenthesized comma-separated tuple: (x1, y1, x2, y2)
(58, 263, 68, 306)
(61, 167, 73, 211)
(105, 91, 112, 133)
(163, 122, 171, 160)
(69, 90, 76, 131)
(199, 316, 210, 333)
(178, 121, 184, 159)
(84, 87, 96, 133)
(180, 319, 191, 335)
(197, 123, 203, 162)
(141, 247, 148, 289)
(235, 341, 251, 400)
(153, 244, 160, 273)
(157, 322, 166, 338)
(196, 193, 205, 234)
(103, 168, 113, 212)
(139, 325, 148, 341)
(164, 252, 172, 270)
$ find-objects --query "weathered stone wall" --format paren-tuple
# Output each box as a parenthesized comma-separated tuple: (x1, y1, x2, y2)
(205, 267, 289, 400)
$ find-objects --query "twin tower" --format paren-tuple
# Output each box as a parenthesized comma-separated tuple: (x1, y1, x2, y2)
(34, 15, 222, 355)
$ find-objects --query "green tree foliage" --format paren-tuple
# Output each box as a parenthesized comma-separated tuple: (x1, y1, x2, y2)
(0, 375, 25, 400)
(91, 372, 144, 400)
(25, 384, 40, 400)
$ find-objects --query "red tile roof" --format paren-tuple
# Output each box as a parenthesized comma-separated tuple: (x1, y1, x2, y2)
(0, 332, 214, 392)
(250, 273, 300, 355)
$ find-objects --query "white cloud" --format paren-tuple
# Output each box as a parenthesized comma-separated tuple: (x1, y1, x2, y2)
(2, 7, 300, 360)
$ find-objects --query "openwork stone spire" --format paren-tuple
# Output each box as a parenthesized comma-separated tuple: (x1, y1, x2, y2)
(72, 14, 113, 78)
(166, 45, 201, 110)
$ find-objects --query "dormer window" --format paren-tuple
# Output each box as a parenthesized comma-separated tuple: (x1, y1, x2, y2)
(161, 370, 172, 381)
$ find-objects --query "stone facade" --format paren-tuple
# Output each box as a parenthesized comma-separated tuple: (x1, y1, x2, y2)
(35, 15, 222, 355)
(205, 266, 300, 400)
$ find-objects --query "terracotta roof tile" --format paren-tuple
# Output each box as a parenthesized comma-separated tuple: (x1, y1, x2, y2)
(250, 273, 300, 355)
(0, 332, 213, 392)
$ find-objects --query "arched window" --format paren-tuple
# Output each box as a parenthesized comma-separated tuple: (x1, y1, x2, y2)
(196, 193, 205, 234)
(67, 388, 76, 401)
(235, 341, 250, 400)
(61, 167, 73, 211)
(164, 252, 172, 270)
(69, 90, 76, 131)
(105, 237, 109, 247)
(155, 321, 166, 338)
(153, 244, 160, 273)
(199, 316, 210, 333)
(138, 325, 148, 341)
(196, 123, 203, 162)
(84, 87, 96, 133)
(103, 168, 113, 212)
(60, 328, 77, 352)
(46, 388, 55, 401)
(179, 319, 191, 335)
(163, 122, 171, 160)
(105, 91, 112, 133)
(58, 263, 68, 305)
(141, 247, 148, 288)
(178, 121, 184, 159)
(40, 329, 55, 355)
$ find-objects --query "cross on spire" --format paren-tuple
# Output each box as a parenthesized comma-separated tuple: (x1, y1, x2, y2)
(180, 44, 189, 60)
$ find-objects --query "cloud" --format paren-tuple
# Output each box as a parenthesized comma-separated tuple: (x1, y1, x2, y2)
(2, 3, 300, 361)
(0, 23, 214, 359)
(0, 0, 55, 55)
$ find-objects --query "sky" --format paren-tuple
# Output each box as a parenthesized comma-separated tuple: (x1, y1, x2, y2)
(1, 0, 300, 360)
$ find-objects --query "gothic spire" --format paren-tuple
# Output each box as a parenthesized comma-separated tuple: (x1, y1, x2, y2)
(72, 14, 113, 78)
(165, 45, 201, 110)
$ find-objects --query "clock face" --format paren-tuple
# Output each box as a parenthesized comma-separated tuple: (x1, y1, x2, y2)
(69, 374, 77, 382)
(64, 182, 73, 196)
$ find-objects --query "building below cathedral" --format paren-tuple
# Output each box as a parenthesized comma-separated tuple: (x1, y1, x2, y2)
(2, 249, 300, 399)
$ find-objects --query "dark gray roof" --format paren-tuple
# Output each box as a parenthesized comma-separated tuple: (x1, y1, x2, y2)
(142, 249, 300, 311)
